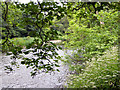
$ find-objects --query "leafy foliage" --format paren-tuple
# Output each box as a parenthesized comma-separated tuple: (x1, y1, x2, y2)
(1, 1, 26, 39)
(63, 4, 119, 72)
(1, 1, 66, 76)
(1, 1, 120, 87)
(62, 2, 120, 88)
(67, 47, 120, 88)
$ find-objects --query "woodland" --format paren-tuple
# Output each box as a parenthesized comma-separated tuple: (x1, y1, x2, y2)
(0, 0, 120, 88)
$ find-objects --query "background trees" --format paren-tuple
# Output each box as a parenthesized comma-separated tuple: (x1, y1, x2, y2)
(1, 1, 25, 39)
(1, 0, 67, 76)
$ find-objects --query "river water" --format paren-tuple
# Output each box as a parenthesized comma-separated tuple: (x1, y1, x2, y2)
(0, 48, 72, 89)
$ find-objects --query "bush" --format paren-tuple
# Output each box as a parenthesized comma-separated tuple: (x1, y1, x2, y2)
(62, 9, 119, 88)
(67, 47, 120, 89)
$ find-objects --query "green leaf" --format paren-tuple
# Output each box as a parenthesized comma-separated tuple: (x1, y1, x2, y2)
(50, 42, 56, 47)
(56, 69, 60, 72)
(55, 64, 60, 67)
(54, 60, 58, 63)
(23, 51, 29, 54)
(57, 15, 61, 20)
(58, 46, 62, 50)
(31, 72, 36, 76)
(7, 52, 12, 55)
(21, 61, 25, 64)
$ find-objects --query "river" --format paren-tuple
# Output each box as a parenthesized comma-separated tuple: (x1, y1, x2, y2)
(0, 48, 72, 89)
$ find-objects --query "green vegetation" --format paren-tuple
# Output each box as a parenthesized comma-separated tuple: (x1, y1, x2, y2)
(1, 0, 120, 88)
(1, 36, 34, 51)
(10, 36, 34, 47)
(1, 36, 33, 52)
(62, 2, 120, 88)
(67, 47, 119, 88)
(1, 1, 67, 76)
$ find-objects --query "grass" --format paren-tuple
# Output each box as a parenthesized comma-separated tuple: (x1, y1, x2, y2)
(1, 36, 64, 53)
(1, 37, 34, 46)
(10, 36, 34, 48)
(1, 36, 34, 53)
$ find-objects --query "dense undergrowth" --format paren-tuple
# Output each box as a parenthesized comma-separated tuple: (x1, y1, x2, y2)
(62, 9, 120, 88)
(66, 47, 120, 88)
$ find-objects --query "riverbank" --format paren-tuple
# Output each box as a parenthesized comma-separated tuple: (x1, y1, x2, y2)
(49, 40, 62, 44)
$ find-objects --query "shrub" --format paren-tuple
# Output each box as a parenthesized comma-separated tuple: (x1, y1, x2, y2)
(67, 47, 120, 89)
